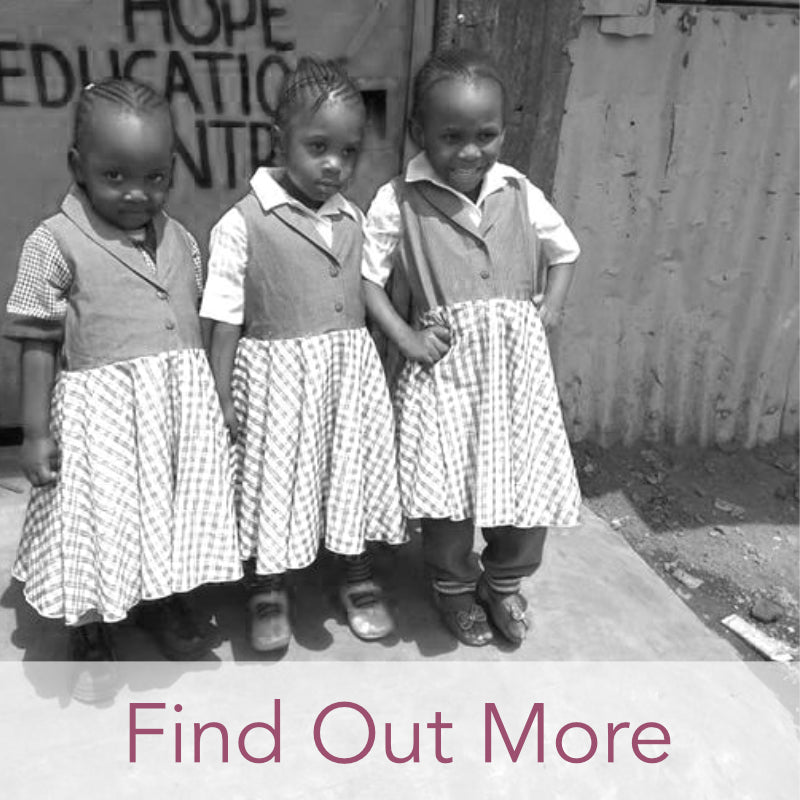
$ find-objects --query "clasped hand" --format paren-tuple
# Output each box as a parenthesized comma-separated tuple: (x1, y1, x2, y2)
(399, 324, 451, 368)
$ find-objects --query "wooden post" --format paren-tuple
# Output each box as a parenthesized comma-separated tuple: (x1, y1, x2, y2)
(435, 0, 583, 196)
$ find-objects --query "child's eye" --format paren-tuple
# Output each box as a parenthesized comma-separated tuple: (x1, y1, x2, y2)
(148, 173, 166, 184)
(342, 146, 359, 158)
(477, 132, 498, 144)
(104, 170, 123, 182)
(307, 141, 326, 155)
(442, 133, 460, 145)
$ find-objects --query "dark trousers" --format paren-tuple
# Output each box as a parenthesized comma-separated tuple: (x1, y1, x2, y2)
(242, 552, 371, 594)
(421, 517, 547, 594)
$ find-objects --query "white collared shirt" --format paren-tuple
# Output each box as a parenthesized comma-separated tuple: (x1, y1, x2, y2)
(200, 167, 360, 324)
(361, 153, 580, 288)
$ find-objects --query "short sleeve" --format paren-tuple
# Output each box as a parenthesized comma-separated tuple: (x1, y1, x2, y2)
(3, 225, 72, 341)
(199, 207, 247, 325)
(361, 180, 402, 288)
(525, 182, 581, 266)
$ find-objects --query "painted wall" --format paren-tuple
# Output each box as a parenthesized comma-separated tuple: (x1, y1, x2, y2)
(552, 4, 799, 447)
(0, 0, 433, 426)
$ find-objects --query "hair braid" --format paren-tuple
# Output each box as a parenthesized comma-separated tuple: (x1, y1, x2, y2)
(411, 48, 506, 124)
(73, 77, 173, 149)
(276, 56, 364, 128)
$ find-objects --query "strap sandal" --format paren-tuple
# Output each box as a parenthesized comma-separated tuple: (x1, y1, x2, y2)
(477, 581, 530, 645)
(434, 591, 494, 647)
(339, 581, 396, 641)
(248, 590, 292, 652)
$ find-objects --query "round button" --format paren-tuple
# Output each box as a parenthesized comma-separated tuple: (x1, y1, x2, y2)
(329, 265, 338, 277)
(334, 301, 344, 312)
(480, 270, 490, 279)
(156, 290, 168, 300)
(165, 319, 176, 330)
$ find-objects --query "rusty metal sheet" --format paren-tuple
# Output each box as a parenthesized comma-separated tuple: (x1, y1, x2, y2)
(583, 0, 651, 16)
(552, 4, 799, 447)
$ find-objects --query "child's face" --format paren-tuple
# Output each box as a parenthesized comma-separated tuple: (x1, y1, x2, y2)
(69, 104, 175, 231)
(279, 97, 365, 205)
(413, 77, 505, 198)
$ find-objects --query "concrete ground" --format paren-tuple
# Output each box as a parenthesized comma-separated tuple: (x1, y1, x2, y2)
(1, 445, 798, 799)
(0, 444, 743, 663)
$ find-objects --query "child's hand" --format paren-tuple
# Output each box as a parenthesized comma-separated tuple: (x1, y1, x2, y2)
(537, 302, 564, 333)
(21, 434, 59, 486)
(220, 400, 239, 442)
(399, 325, 451, 367)
(536, 262, 575, 333)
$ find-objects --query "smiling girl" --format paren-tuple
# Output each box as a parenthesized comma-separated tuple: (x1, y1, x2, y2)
(3, 79, 241, 687)
(362, 49, 582, 648)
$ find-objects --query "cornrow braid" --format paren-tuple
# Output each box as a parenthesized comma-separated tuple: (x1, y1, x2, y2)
(276, 56, 364, 128)
(411, 48, 506, 124)
(73, 77, 173, 149)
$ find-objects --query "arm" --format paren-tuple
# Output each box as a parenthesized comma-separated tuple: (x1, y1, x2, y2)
(19, 340, 59, 486)
(538, 261, 576, 333)
(362, 182, 451, 367)
(199, 208, 247, 435)
(5, 226, 71, 485)
(363, 279, 450, 368)
(525, 180, 581, 333)
(200, 317, 215, 352)
(208, 321, 242, 438)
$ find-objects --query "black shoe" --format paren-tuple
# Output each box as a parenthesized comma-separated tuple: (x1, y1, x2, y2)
(70, 621, 116, 661)
(69, 622, 119, 704)
(136, 595, 221, 660)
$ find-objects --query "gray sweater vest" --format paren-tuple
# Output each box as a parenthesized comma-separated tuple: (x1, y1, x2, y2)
(237, 192, 366, 340)
(393, 177, 542, 315)
(41, 187, 202, 371)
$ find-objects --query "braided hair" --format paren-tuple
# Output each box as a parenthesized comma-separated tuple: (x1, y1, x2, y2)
(276, 56, 364, 129)
(72, 77, 173, 150)
(410, 48, 506, 126)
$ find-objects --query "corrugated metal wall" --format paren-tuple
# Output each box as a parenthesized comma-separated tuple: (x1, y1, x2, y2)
(553, 4, 799, 447)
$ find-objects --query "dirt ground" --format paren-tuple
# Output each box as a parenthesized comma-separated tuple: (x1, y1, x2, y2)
(573, 438, 800, 660)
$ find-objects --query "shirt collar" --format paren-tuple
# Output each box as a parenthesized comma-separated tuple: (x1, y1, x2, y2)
(249, 167, 357, 221)
(405, 152, 522, 206)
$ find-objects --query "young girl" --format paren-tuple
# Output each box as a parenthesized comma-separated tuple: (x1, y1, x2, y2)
(3, 79, 242, 672)
(362, 49, 582, 647)
(202, 57, 406, 652)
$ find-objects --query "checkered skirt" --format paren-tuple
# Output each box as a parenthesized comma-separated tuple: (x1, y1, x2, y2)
(394, 298, 581, 528)
(13, 349, 242, 625)
(231, 328, 406, 575)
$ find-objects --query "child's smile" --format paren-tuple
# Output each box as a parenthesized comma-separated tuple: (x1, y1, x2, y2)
(413, 76, 505, 200)
(70, 104, 174, 231)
